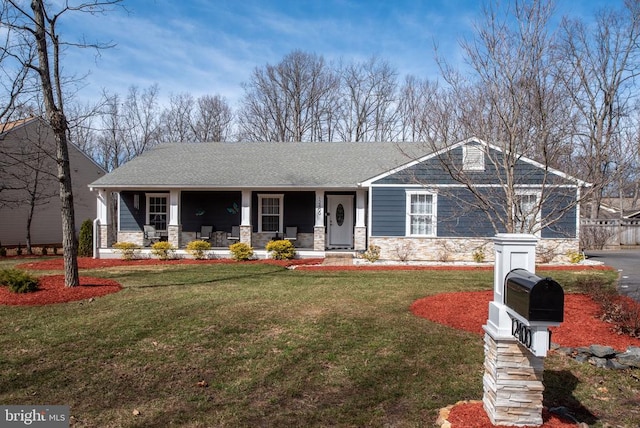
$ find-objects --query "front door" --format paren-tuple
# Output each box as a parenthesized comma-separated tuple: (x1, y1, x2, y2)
(327, 195, 354, 249)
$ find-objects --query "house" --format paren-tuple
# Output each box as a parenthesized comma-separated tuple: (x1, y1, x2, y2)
(89, 138, 585, 262)
(0, 117, 106, 248)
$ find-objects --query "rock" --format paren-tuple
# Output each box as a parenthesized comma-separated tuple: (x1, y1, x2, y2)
(589, 356, 608, 368)
(554, 347, 574, 356)
(590, 344, 616, 358)
(616, 348, 640, 368)
(606, 359, 629, 370)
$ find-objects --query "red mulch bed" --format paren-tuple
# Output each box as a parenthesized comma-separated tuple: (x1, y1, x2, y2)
(410, 290, 640, 351)
(412, 290, 640, 428)
(446, 402, 577, 427)
(0, 275, 122, 306)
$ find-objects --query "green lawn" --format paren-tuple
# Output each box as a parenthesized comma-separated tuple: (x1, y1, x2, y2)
(0, 260, 636, 427)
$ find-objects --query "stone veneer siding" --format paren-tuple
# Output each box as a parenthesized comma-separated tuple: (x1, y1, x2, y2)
(369, 237, 578, 263)
(354, 226, 366, 251)
(168, 225, 181, 248)
(483, 333, 544, 426)
(314, 226, 326, 251)
(99, 224, 113, 248)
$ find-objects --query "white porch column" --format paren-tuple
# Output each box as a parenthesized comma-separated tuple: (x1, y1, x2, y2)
(94, 189, 111, 255)
(314, 190, 325, 251)
(354, 189, 367, 251)
(168, 190, 181, 247)
(240, 190, 252, 245)
(241, 190, 251, 226)
(169, 190, 180, 226)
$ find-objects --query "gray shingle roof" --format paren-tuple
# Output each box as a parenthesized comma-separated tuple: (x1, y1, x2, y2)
(90, 142, 432, 189)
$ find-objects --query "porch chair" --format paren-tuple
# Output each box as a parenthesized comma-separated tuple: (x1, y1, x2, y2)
(284, 226, 297, 243)
(143, 225, 161, 246)
(227, 225, 240, 242)
(196, 225, 213, 241)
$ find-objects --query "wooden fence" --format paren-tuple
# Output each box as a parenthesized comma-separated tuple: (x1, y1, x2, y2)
(581, 219, 640, 248)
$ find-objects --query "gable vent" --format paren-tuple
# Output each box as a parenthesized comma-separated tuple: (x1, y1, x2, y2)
(463, 145, 485, 171)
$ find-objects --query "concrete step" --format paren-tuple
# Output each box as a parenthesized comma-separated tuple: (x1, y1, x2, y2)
(322, 252, 354, 266)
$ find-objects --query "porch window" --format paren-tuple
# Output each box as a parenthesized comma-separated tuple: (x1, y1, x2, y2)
(406, 191, 436, 236)
(514, 192, 540, 235)
(258, 194, 283, 232)
(147, 193, 169, 231)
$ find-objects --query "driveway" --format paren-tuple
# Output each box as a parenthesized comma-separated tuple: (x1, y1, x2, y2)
(584, 249, 640, 301)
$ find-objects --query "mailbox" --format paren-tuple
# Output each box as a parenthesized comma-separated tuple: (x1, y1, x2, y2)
(504, 268, 564, 323)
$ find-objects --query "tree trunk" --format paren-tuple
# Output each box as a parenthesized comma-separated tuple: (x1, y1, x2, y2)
(31, 0, 79, 287)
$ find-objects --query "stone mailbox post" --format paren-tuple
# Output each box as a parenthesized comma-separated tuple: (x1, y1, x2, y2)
(483, 233, 564, 426)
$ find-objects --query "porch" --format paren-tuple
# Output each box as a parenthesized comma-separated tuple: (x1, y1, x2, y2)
(93, 188, 368, 259)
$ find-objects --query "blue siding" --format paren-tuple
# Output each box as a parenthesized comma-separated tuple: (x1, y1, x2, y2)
(541, 190, 577, 238)
(375, 145, 574, 186)
(371, 187, 406, 236)
(120, 191, 146, 231)
(371, 186, 577, 238)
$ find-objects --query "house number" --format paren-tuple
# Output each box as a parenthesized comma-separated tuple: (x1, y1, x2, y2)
(511, 318, 532, 349)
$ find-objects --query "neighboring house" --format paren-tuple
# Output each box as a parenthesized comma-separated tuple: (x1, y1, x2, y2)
(90, 138, 584, 262)
(0, 117, 106, 247)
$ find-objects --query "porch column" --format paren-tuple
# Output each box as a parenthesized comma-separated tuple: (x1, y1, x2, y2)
(354, 189, 367, 251)
(95, 189, 112, 252)
(168, 190, 182, 248)
(314, 190, 325, 251)
(240, 190, 252, 246)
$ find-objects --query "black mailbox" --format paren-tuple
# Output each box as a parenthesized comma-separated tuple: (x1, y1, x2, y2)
(504, 268, 564, 323)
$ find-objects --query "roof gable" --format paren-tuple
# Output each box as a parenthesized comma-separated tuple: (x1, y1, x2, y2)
(361, 137, 588, 187)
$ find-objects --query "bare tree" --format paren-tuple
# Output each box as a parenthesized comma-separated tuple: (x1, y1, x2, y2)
(428, 0, 579, 234)
(121, 84, 162, 159)
(1, 0, 122, 286)
(336, 56, 399, 142)
(160, 92, 195, 143)
(193, 94, 233, 142)
(160, 93, 233, 142)
(556, 0, 640, 218)
(238, 50, 339, 142)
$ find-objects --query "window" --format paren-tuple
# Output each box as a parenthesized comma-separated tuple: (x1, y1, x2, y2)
(258, 194, 283, 232)
(463, 145, 484, 171)
(406, 191, 437, 236)
(514, 192, 540, 234)
(147, 194, 168, 231)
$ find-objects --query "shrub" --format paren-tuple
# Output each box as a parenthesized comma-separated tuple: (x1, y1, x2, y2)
(186, 240, 212, 260)
(567, 250, 585, 264)
(472, 247, 485, 263)
(266, 239, 296, 260)
(0, 242, 6, 257)
(394, 242, 413, 262)
(0, 268, 39, 293)
(78, 219, 93, 257)
(16, 244, 22, 256)
(41, 247, 48, 256)
(361, 244, 381, 263)
(112, 241, 139, 260)
(151, 241, 176, 260)
(229, 242, 254, 261)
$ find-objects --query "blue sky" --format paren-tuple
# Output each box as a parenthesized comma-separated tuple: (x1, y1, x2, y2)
(61, 0, 616, 108)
